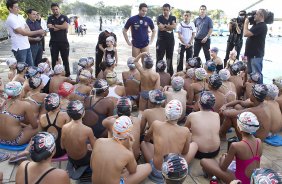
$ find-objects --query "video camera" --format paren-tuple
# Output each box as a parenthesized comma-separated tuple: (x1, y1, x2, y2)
(239, 10, 274, 25)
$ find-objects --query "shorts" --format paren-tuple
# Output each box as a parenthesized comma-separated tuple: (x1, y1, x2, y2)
(140, 91, 149, 100)
(195, 147, 220, 159)
(148, 159, 164, 184)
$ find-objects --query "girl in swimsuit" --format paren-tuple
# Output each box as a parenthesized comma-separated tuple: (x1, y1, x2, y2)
(58, 82, 75, 112)
(219, 69, 237, 103)
(12, 62, 28, 85)
(103, 36, 118, 64)
(70, 69, 92, 102)
(200, 112, 262, 184)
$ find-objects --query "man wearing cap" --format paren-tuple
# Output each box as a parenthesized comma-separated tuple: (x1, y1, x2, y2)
(193, 5, 213, 61)
(123, 3, 156, 58)
(95, 28, 117, 77)
(5, 0, 45, 66)
(156, 3, 176, 76)
(244, 9, 268, 84)
(47, 3, 70, 76)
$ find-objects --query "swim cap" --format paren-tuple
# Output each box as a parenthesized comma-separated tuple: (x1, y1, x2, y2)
(78, 57, 88, 68)
(199, 91, 216, 110)
(266, 84, 279, 100)
(157, 60, 166, 72)
(93, 79, 109, 95)
(165, 100, 183, 122)
(58, 82, 75, 98)
(195, 68, 207, 80)
(235, 61, 246, 71)
(186, 68, 195, 79)
(210, 47, 219, 54)
(79, 69, 92, 81)
(252, 84, 268, 102)
(144, 55, 154, 69)
(67, 100, 85, 120)
(162, 153, 188, 182)
(105, 58, 115, 67)
(106, 71, 117, 85)
(250, 73, 261, 83)
(273, 76, 282, 90)
(16, 62, 28, 72)
(87, 57, 94, 66)
(30, 132, 55, 162)
(188, 57, 202, 68)
(208, 74, 222, 90)
(29, 76, 42, 89)
(205, 60, 216, 72)
(219, 69, 231, 81)
(45, 93, 60, 112)
(106, 36, 115, 44)
(4, 81, 23, 97)
(117, 97, 132, 117)
(38, 62, 50, 73)
(26, 66, 40, 78)
(6, 58, 17, 67)
(230, 63, 241, 75)
(127, 57, 136, 70)
(251, 168, 282, 184)
(149, 89, 166, 105)
(171, 76, 184, 91)
(54, 64, 65, 75)
(237, 112, 259, 134)
(112, 116, 133, 140)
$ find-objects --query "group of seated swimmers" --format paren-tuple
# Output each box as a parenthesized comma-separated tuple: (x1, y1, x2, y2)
(0, 51, 282, 184)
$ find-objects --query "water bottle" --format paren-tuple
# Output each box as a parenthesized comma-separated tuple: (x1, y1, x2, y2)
(210, 176, 218, 184)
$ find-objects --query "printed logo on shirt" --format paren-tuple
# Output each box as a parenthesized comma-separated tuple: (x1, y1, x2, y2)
(140, 20, 143, 24)
(144, 22, 148, 26)
(61, 18, 64, 22)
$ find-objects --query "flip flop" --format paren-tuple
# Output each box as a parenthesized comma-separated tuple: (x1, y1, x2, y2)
(8, 154, 28, 164)
(0, 152, 10, 162)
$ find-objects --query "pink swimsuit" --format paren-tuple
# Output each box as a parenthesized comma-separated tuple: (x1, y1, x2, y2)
(235, 140, 260, 184)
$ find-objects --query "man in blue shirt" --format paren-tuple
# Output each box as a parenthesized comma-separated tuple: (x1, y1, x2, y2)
(123, 3, 156, 57)
(193, 5, 213, 61)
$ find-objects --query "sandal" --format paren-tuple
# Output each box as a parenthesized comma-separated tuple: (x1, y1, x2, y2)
(0, 152, 10, 162)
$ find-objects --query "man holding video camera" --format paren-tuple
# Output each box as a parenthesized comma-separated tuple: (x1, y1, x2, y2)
(244, 9, 268, 84)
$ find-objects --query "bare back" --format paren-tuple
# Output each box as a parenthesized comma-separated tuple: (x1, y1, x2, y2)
(49, 76, 68, 94)
(159, 72, 171, 88)
(141, 107, 166, 134)
(122, 70, 141, 96)
(265, 100, 282, 133)
(229, 75, 244, 97)
(140, 70, 160, 91)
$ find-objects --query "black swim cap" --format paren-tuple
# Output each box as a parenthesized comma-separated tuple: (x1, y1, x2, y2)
(28, 76, 42, 89)
(67, 100, 85, 120)
(230, 63, 241, 75)
(252, 84, 268, 102)
(93, 79, 109, 95)
(199, 91, 216, 110)
(157, 60, 166, 71)
(16, 62, 28, 72)
(45, 93, 60, 112)
(149, 89, 166, 105)
(205, 60, 216, 72)
(144, 55, 154, 69)
(208, 74, 222, 90)
(162, 153, 188, 182)
(30, 132, 55, 162)
(78, 57, 88, 68)
(117, 97, 132, 117)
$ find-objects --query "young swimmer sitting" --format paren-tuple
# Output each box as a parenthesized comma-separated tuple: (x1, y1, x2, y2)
(225, 49, 238, 69)
(140, 89, 166, 135)
(208, 74, 225, 113)
(204, 60, 216, 77)
(91, 116, 152, 184)
(15, 132, 70, 184)
(157, 60, 171, 88)
(200, 112, 262, 184)
(6, 58, 17, 81)
(58, 82, 75, 112)
(183, 68, 195, 93)
(141, 100, 198, 183)
(209, 47, 223, 73)
(61, 100, 96, 179)
(187, 57, 202, 69)
(106, 71, 126, 107)
(218, 69, 237, 103)
(229, 62, 244, 98)
(273, 76, 282, 113)
(185, 91, 221, 159)
(161, 153, 189, 184)
(70, 69, 92, 102)
(244, 72, 261, 100)
(12, 62, 28, 85)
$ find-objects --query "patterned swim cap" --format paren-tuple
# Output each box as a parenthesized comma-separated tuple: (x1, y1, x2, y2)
(230, 63, 241, 75)
(26, 66, 40, 78)
(188, 57, 202, 68)
(45, 93, 60, 112)
(157, 60, 166, 71)
(78, 57, 88, 68)
(58, 82, 75, 98)
(266, 84, 279, 100)
(149, 89, 166, 105)
(144, 55, 154, 69)
(30, 132, 55, 162)
(127, 57, 136, 70)
(87, 57, 95, 66)
(205, 60, 216, 72)
(112, 116, 133, 140)
(67, 100, 85, 120)
(250, 73, 261, 83)
(54, 64, 65, 75)
(165, 100, 183, 122)
(273, 76, 282, 90)
(4, 81, 23, 97)
(38, 62, 50, 73)
(162, 153, 188, 181)
(252, 84, 268, 102)
(29, 76, 42, 89)
(251, 168, 282, 184)
(195, 68, 207, 80)
(16, 62, 28, 72)
(117, 97, 132, 117)
(6, 58, 17, 67)
(237, 112, 259, 134)
(171, 76, 184, 91)
(199, 91, 216, 110)
(208, 74, 222, 90)
(219, 69, 231, 81)
(106, 36, 115, 44)
(93, 79, 109, 95)
(186, 68, 195, 79)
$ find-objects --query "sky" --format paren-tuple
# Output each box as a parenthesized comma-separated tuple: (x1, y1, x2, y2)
(66, 0, 281, 18)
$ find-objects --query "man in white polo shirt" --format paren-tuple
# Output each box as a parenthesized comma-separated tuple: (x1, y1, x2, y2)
(5, 0, 45, 66)
(176, 11, 196, 72)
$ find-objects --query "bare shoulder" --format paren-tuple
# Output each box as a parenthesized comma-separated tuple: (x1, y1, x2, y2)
(47, 169, 70, 183)
(131, 116, 140, 124)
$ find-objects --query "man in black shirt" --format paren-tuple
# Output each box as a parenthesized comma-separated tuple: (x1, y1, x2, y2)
(95, 28, 117, 77)
(156, 3, 176, 76)
(47, 3, 70, 77)
(244, 9, 268, 84)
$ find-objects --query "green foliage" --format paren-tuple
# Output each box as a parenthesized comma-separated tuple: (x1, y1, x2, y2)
(0, 0, 9, 20)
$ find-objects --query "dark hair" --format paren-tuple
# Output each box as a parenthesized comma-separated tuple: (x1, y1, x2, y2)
(259, 9, 267, 20)
(51, 2, 59, 8)
(200, 5, 207, 10)
(6, 0, 18, 10)
(185, 11, 191, 15)
(41, 58, 48, 63)
(163, 3, 170, 9)
(26, 8, 36, 14)
(139, 3, 147, 10)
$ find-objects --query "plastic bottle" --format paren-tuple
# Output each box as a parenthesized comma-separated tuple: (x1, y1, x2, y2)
(210, 176, 218, 184)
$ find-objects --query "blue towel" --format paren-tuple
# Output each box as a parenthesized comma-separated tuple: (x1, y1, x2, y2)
(0, 143, 28, 151)
(264, 134, 282, 147)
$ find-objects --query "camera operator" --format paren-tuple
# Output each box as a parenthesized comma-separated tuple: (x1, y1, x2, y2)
(244, 9, 268, 84)
(224, 12, 244, 67)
